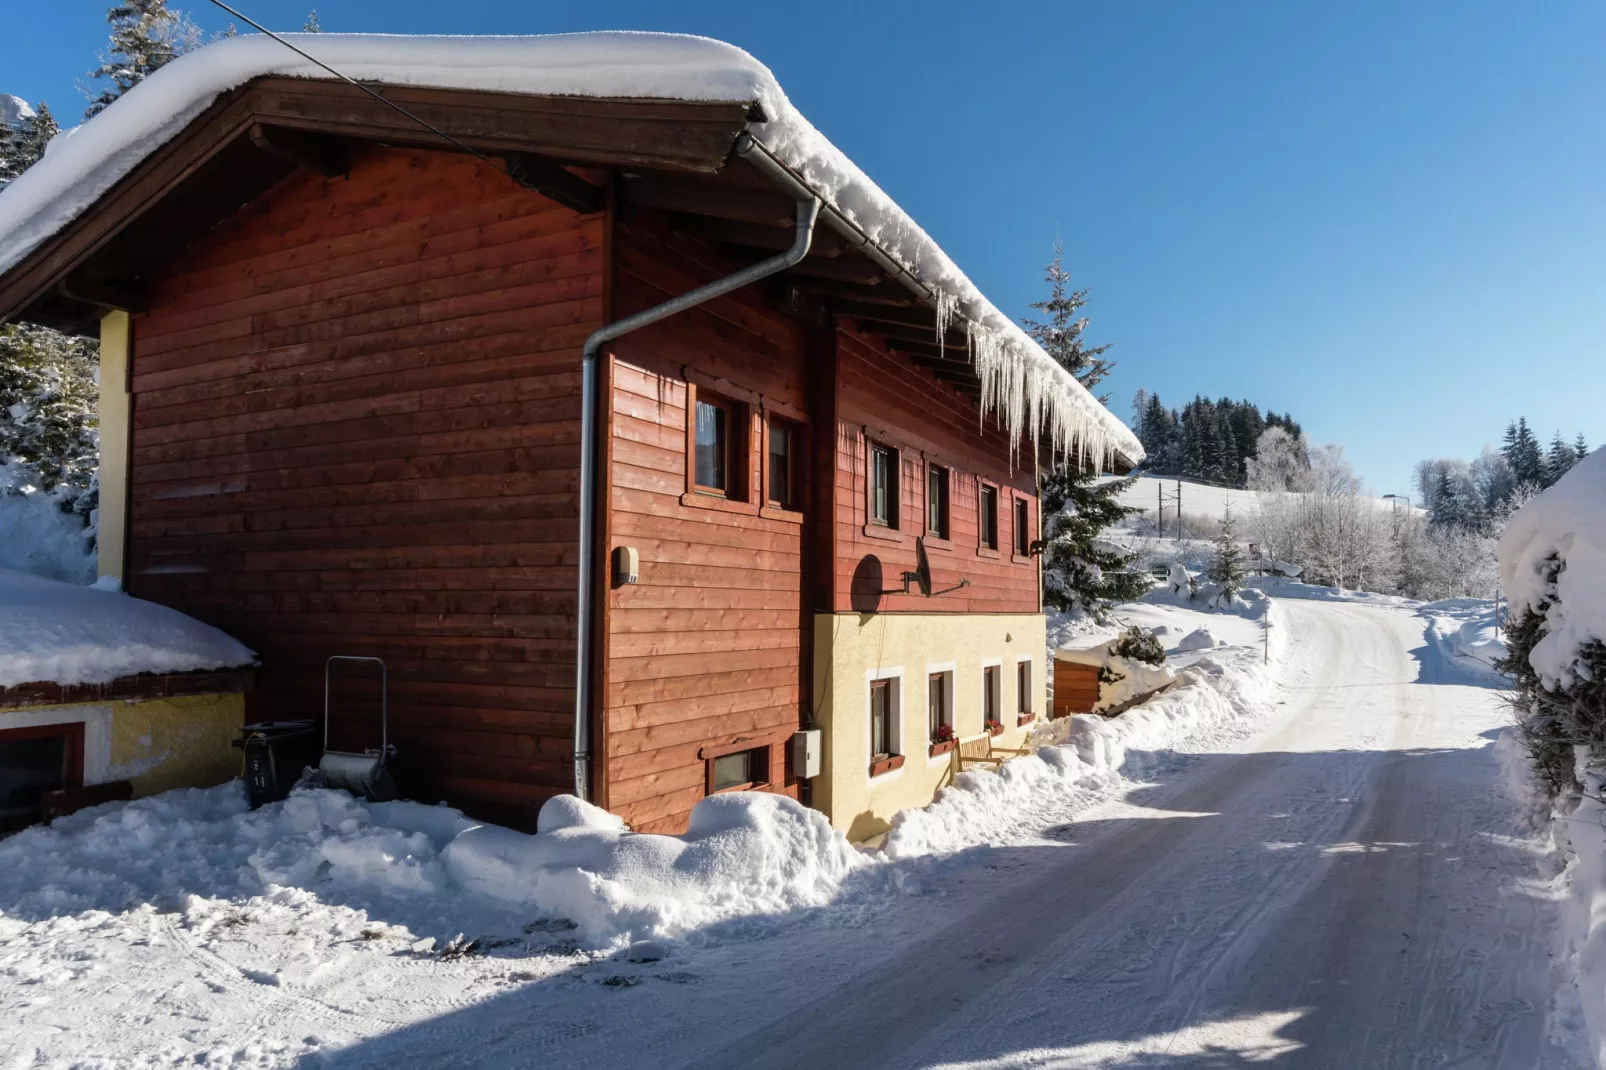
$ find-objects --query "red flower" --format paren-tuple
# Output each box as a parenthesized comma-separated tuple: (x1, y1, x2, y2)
(933, 723, 956, 743)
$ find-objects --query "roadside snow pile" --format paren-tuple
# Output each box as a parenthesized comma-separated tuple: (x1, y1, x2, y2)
(1418, 598, 1507, 674)
(0, 32, 1138, 467)
(1055, 641, 1175, 712)
(0, 464, 94, 584)
(0, 783, 867, 951)
(885, 642, 1279, 859)
(1177, 627, 1218, 653)
(0, 568, 254, 686)
(444, 792, 866, 944)
(1499, 448, 1606, 690)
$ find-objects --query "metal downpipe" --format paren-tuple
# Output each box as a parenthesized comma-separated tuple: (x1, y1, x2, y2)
(571, 145, 820, 800)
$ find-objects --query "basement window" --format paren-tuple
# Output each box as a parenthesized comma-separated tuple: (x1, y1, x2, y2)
(0, 722, 85, 830)
(708, 747, 769, 794)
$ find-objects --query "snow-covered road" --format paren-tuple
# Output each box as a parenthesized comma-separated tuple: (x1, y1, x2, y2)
(690, 599, 1574, 1069)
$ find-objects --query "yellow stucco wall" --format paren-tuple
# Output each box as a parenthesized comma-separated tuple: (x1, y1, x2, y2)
(98, 310, 132, 584)
(812, 612, 1046, 842)
(0, 691, 244, 799)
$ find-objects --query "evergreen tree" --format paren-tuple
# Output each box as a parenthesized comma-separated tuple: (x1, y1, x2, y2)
(1027, 243, 1143, 617)
(1502, 418, 1545, 489)
(85, 0, 202, 118)
(1547, 431, 1578, 486)
(0, 102, 59, 189)
(0, 325, 99, 521)
(1021, 239, 1115, 399)
(1205, 503, 1248, 602)
(302, 9, 321, 31)
(1576, 433, 1591, 463)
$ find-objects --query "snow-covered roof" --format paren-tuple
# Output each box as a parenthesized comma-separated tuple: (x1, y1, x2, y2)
(0, 32, 1141, 467)
(0, 569, 255, 688)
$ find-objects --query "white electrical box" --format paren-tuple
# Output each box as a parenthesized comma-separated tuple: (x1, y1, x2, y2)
(612, 545, 639, 587)
(790, 729, 821, 779)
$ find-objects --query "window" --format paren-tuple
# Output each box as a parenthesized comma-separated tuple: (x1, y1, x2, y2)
(870, 677, 898, 760)
(926, 464, 949, 539)
(927, 670, 953, 741)
(1014, 497, 1031, 556)
(694, 397, 732, 494)
(1018, 659, 1034, 716)
(709, 747, 767, 793)
(0, 722, 84, 829)
(870, 443, 898, 528)
(980, 483, 999, 550)
(983, 665, 1001, 728)
(768, 417, 799, 510)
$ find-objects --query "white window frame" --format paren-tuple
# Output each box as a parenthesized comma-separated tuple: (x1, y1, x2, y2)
(980, 658, 1003, 732)
(866, 665, 904, 781)
(1015, 654, 1036, 717)
(0, 704, 114, 785)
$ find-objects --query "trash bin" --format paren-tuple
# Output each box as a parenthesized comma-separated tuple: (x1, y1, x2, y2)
(234, 721, 320, 808)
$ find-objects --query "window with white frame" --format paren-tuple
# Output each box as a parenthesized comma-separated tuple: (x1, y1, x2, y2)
(1017, 657, 1034, 716)
(868, 670, 902, 766)
(982, 662, 1002, 730)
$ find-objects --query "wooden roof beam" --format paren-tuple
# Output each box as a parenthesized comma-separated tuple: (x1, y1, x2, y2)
(249, 122, 346, 178)
(504, 152, 603, 215)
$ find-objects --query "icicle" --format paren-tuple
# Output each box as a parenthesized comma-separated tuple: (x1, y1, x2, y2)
(935, 289, 959, 352)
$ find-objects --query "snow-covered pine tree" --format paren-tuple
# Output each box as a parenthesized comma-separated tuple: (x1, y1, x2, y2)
(0, 101, 58, 189)
(0, 325, 99, 521)
(85, 0, 202, 118)
(1576, 433, 1591, 463)
(303, 10, 322, 31)
(1021, 239, 1115, 400)
(1205, 503, 1247, 604)
(1026, 243, 1144, 618)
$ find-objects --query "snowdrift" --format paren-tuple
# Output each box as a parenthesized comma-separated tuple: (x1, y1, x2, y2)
(0, 568, 254, 686)
(0, 782, 866, 950)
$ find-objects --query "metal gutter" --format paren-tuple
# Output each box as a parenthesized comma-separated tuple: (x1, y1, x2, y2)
(570, 135, 820, 800)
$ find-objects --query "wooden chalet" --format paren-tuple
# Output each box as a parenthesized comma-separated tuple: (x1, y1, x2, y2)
(0, 35, 1139, 837)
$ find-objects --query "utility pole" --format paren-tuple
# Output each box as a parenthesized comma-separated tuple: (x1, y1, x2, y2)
(1158, 482, 1164, 538)
(1176, 477, 1183, 541)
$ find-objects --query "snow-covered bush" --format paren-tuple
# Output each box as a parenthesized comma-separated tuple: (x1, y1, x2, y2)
(1497, 448, 1606, 794)
(1111, 625, 1165, 667)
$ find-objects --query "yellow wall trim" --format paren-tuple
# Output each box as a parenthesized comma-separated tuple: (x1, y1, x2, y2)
(97, 310, 132, 583)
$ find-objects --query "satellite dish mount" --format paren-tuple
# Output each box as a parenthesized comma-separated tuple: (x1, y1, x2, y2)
(886, 537, 971, 597)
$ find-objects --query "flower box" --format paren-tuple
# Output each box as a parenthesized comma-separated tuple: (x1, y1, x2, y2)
(1017, 712, 1036, 727)
(929, 738, 958, 758)
(985, 721, 1004, 737)
(868, 753, 905, 777)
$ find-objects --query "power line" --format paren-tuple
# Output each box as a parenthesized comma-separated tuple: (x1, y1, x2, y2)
(204, 0, 499, 169)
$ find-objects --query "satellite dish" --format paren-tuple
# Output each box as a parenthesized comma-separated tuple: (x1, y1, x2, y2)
(914, 537, 933, 598)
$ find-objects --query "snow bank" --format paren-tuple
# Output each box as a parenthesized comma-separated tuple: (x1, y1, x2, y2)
(886, 610, 1285, 859)
(0, 782, 866, 950)
(0, 32, 1139, 469)
(1177, 627, 1218, 653)
(0, 567, 254, 686)
(1418, 598, 1509, 673)
(444, 792, 865, 945)
(1498, 448, 1606, 689)
(0, 467, 94, 583)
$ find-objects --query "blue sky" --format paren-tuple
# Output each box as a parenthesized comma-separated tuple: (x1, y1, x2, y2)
(9, 1, 1603, 497)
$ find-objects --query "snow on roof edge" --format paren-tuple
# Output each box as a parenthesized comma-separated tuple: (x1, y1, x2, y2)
(0, 31, 1141, 467)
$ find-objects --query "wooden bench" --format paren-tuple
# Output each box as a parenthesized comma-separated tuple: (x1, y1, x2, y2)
(954, 732, 1029, 772)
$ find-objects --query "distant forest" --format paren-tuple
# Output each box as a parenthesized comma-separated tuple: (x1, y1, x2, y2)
(1130, 390, 1305, 488)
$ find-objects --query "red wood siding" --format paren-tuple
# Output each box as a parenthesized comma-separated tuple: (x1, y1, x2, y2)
(604, 214, 808, 833)
(125, 147, 602, 829)
(833, 323, 1040, 615)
